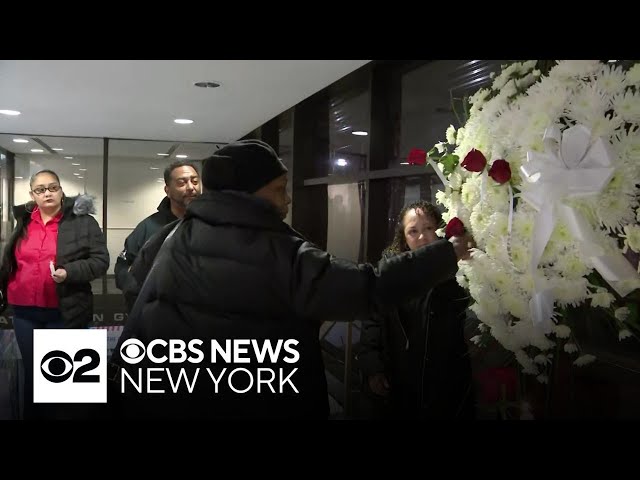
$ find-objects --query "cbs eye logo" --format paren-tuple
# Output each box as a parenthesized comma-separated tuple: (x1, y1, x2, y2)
(40, 349, 100, 383)
(33, 329, 107, 403)
(119, 339, 146, 364)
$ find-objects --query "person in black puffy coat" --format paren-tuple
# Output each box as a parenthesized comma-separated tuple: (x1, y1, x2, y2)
(110, 140, 474, 420)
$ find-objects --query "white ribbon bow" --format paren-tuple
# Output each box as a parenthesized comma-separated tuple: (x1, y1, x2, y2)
(520, 124, 639, 332)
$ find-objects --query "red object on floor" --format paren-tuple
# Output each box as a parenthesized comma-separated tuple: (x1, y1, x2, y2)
(476, 367, 518, 404)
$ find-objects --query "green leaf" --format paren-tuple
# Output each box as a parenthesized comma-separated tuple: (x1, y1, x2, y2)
(440, 154, 459, 175)
(428, 146, 440, 158)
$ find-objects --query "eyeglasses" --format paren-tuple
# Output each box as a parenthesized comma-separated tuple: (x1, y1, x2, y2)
(32, 185, 61, 195)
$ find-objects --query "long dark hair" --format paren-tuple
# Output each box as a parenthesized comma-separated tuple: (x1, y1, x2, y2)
(384, 200, 443, 257)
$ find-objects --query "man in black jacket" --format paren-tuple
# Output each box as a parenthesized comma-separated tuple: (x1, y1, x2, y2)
(114, 160, 200, 311)
(111, 139, 474, 420)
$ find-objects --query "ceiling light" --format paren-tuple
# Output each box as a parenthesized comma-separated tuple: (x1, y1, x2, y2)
(52, 148, 63, 151)
(64, 156, 73, 159)
(194, 81, 221, 88)
(176, 154, 188, 158)
(73, 173, 80, 176)
(13, 139, 28, 143)
(608, 60, 618, 63)
(77, 176, 84, 179)
(0, 110, 21, 116)
(15, 176, 23, 179)
(157, 153, 170, 156)
(150, 167, 159, 170)
(31, 149, 44, 153)
(72, 163, 81, 166)
(336, 159, 347, 167)
(174, 119, 194, 125)
(400, 162, 409, 165)
(352, 131, 368, 136)
(79, 168, 87, 171)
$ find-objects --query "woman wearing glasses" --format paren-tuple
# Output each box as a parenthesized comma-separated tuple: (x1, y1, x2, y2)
(0, 169, 109, 419)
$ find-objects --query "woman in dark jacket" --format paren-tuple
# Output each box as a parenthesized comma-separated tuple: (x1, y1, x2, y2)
(0, 169, 109, 419)
(359, 200, 475, 419)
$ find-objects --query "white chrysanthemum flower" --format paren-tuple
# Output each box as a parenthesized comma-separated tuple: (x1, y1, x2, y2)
(469, 88, 490, 108)
(554, 276, 590, 307)
(486, 210, 509, 237)
(525, 79, 572, 117)
(517, 273, 536, 295)
(501, 81, 518, 98)
(507, 243, 530, 273)
(455, 127, 466, 147)
(536, 374, 549, 384)
(565, 83, 610, 129)
(448, 172, 464, 190)
(574, 354, 597, 366)
(501, 291, 529, 320)
(485, 187, 511, 214)
(470, 298, 506, 322)
(614, 307, 630, 322)
(515, 73, 539, 92)
(591, 114, 624, 143)
(554, 324, 572, 338)
(492, 63, 519, 91)
(619, 329, 632, 341)
(515, 349, 539, 375)
(446, 125, 457, 145)
(436, 227, 446, 238)
(435, 142, 446, 153)
(621, 225, 640, 253)
(470, 335, 483, 345)
(460, 176, 481, 208)
(612, 90, 640, 123)
(455, 270, 468, 289)
(540, 238, 562, 266)
(627, 63, 640, 84)
(534, 354, 550, 365)
(564, 343, 578, 354)
(484, 236, 505, 262)
(477, 323, 489, 333)
(530, 330, 556, 351)
(627, 63, 640, 85)
(469, 208, 492, 243)
(551, 251, 593, 279)
(595, 192, 638, 232)
(550, 60, 602, 80)
(594, 64, 627, 96)
(613, 127, 640, 164)
(589, 287, 615, 308)
(435, 189, 447, 206)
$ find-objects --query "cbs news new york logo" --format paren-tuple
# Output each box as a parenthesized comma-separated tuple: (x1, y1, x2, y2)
(33, 329, 107, 403)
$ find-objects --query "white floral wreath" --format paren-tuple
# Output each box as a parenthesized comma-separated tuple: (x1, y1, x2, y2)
(411, 60, 640, 382)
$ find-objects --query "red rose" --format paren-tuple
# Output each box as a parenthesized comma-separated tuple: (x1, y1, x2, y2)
(407, 148, 427, 166)
(445, 217, 465, 239)
(488, 159, 512, 184)
(461, 148, 487, 172)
